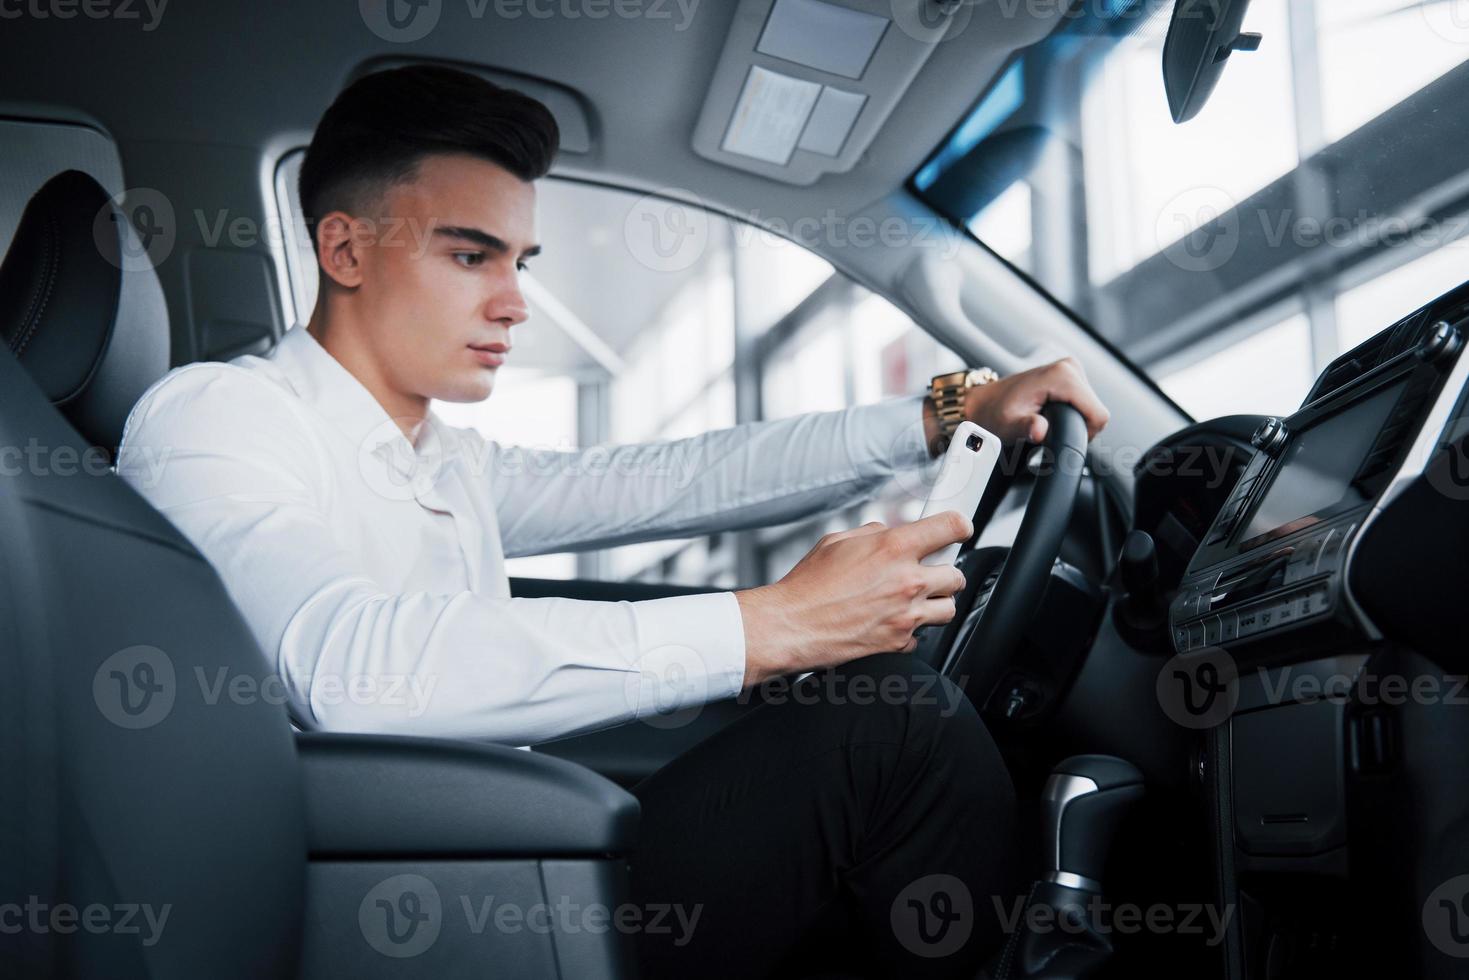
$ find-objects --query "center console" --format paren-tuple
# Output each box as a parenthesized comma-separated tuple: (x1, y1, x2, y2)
(1163, 284, 1469, 979)
(1170, 309, 1468, 663)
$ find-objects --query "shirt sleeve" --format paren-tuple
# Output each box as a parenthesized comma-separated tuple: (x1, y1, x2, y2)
(115, 366, 747, 744)
(490, 395, 934, 557)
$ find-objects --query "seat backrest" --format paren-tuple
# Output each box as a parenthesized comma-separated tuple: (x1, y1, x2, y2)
(0, 170, 169, 456)
(0, 171, 306, 978)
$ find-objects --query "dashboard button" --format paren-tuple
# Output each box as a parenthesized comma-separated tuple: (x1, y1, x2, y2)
(1238, 608, 1259, 636)
(1203, 615, 1222, 646)
(1187, 621, 1206, 649)
(1310, 531, 1333, 572)
(1219, 611, 1239, 642)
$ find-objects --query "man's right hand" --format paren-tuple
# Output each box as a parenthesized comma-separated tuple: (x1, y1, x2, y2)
(734, 512, 972, 688)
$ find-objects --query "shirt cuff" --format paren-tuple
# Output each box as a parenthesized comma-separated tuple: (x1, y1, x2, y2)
(627, 591, 747, 716)
(844, 394, 934, 475)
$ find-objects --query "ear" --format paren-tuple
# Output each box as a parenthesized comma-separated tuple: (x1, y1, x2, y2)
(314, 211, 367, 290)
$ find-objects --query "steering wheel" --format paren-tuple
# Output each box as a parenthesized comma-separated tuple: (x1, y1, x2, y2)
(938, 402, 1089, 710)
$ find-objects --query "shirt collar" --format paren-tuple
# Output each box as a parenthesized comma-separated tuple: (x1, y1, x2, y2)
(269, 326, 459, 484)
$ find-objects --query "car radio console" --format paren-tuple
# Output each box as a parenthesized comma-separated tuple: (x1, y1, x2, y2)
(1170, 294, 1469, 659)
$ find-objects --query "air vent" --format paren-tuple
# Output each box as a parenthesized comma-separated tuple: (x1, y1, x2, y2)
(1306, 311, 1431, 405)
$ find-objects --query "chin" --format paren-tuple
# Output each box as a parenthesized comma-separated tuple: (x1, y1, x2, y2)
(432, 373, 497, 404)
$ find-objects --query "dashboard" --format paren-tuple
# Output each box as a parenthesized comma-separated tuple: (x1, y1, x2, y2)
(1114, 286, 1469, 977)
(1146, 291, 1469, 664)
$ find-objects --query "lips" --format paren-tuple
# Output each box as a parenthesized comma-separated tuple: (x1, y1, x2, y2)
(468, 341, 509, 368)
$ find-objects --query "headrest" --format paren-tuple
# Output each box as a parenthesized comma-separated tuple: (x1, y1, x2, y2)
(0, 170, 170, 454)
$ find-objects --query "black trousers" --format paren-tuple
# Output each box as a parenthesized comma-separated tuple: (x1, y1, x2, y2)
(629, 652, 1021, 979)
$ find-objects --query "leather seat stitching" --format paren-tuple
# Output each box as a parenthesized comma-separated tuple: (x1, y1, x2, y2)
(11, 213, 61, 357)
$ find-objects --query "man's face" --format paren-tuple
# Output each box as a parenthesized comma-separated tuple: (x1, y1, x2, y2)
(348, 153, 539, 404)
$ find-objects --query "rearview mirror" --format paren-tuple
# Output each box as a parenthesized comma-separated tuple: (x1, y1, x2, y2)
(1162, 0, 1262, 124)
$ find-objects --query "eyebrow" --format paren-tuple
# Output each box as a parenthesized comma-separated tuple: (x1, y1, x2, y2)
(434, 225, 542, 259)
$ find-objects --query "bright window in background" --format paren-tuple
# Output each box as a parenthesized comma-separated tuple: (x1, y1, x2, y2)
(1158, 314, 1315, 420)
(915, 0, 1469, 422)
(435, 375, 580, 579)
(1335, 242, 1469, 352)
(1316, 0, 1469, 144)
(610, 272, 736, 445)
(732, 234, 833, 334)
(757, 287, 961, 582)
(968, 180, 1033, 271)
(1082, 1, 1298, 284)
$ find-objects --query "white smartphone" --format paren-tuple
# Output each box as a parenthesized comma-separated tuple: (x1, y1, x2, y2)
(918, 420, 1001, 566)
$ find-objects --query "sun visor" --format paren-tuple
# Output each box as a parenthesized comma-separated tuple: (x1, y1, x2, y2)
(693, 0, 965, 185)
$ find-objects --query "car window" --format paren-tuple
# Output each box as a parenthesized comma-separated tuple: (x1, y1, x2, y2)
(915, 0, 1469, 421)
(274, 157, 960, 587)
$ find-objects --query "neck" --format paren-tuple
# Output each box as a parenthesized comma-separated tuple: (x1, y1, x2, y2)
(307, 303, 428, 444)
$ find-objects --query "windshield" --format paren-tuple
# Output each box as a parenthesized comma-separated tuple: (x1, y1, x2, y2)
(914, 0, 1469, 420)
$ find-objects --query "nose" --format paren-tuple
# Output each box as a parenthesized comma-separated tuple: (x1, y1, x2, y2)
(488, 276, 530, 329)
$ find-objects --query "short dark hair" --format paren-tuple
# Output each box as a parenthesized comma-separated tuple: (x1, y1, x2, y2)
(298, 64, 559, 240)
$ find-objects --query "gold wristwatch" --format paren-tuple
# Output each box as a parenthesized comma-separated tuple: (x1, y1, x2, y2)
(928, 367, 1000, 455)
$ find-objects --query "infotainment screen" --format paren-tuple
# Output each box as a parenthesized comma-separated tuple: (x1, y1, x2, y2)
(1235, 381, 1406, 550)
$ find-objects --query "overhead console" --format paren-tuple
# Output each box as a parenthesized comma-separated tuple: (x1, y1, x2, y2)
(691, 0, 973, 185)
(1169, 291, 1469, 662)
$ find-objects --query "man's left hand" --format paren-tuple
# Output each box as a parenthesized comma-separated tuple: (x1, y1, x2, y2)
(924, 357, 1111, 456)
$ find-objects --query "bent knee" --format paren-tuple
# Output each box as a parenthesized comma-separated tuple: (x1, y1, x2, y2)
(803, 652, 975, 739)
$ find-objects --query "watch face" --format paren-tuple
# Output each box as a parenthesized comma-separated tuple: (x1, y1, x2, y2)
(965, 369, 986, 386)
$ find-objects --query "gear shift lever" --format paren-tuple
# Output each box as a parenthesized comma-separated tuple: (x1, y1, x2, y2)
(1042, 755, 1145, 892)
(987, 756, 1145, 980)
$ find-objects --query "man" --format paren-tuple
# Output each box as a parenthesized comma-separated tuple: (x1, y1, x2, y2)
(118, 66, 1109, 978)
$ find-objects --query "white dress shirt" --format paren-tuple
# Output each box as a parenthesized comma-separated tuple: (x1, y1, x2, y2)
(116, 326, 933, 744)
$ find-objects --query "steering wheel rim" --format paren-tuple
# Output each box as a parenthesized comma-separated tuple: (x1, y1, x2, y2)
(940, 402, 1089, 709)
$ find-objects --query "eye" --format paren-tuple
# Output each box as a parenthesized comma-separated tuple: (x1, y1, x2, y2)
(452, 251, 485, 268)
(516, 260, 529, 273)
